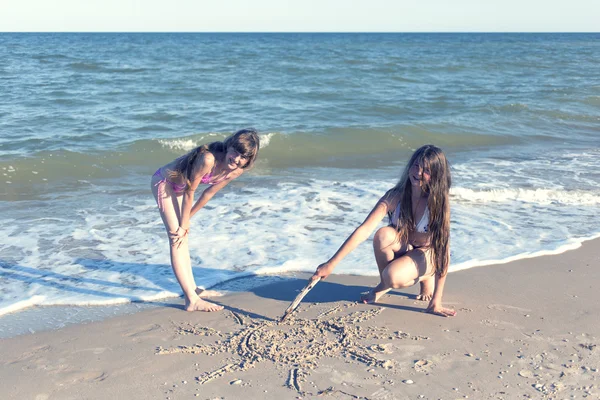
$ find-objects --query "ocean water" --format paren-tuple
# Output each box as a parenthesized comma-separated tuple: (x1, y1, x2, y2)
(1, 33, 599, 334)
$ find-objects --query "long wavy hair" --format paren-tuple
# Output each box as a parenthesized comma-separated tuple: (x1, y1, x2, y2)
(386, 144, 452, 277)
(167, 128, 260, 191)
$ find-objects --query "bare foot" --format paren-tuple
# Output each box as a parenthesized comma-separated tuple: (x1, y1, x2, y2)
(360, 290, 378, 304)
(195, 288, 224, 298)
(416, 277, 434, 301)
(360, 283, 389, 304)
(426, 304, 457, 317)
(185, 297, 224, 312)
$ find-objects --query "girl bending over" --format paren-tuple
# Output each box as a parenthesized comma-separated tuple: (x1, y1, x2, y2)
(312, 144, 456, 317)
(151, 128, 260, 312)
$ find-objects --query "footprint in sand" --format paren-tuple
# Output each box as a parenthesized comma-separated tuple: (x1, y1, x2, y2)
(124, 324, 162, 338)
(74, 347, 111, 355)
(480, 318, 524, 330)
(61, 370, 109, 383)
(371, 387, 396, 400)
(394, 344, 426, 358)
(487, 304, 531, 313)
(7, 345, 52, 365)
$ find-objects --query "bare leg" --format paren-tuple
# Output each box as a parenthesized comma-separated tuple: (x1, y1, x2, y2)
(170, 237, 223, 312)
(152, 176, 223, 312)
(363, 247, 433, 304)
(361, 227, 408, 303)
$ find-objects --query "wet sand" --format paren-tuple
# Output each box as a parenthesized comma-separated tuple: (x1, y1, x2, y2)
(1, 239, 599, 400)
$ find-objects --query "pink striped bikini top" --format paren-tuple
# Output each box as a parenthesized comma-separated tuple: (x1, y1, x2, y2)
(200, 169, 228, 185)
(168, 154, 229, 188)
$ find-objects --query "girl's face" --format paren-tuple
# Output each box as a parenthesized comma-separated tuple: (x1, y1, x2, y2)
(409, 161, 431, 188)
(225, 146, 249, 171)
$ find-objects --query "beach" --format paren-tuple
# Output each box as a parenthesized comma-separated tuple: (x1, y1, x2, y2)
(1, 238, 598, 400)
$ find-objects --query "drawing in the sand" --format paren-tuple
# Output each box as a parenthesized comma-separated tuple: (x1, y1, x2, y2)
(158, 303, 430, 394)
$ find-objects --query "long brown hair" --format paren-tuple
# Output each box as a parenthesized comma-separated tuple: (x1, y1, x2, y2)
(386, 145, 452, 276)
(167, 128, 260, 191)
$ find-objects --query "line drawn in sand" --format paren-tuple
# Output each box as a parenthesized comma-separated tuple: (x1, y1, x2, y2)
(157, 303, 430, 394)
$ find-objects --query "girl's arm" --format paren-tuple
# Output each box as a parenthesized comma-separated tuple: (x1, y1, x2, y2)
(311, 194, 391, 281)
(172, 168, 241, 249)
(189, 169, 242, 219)
(179, 153, 214, 230)
(170, 153, 215, 248)
(426, 248, 456, 317)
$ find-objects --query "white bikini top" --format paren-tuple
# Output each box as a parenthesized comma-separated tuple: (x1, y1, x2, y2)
(390, 201, 429, 233)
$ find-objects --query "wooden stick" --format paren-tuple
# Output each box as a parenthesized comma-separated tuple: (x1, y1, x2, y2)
(280, 277, 321, 322)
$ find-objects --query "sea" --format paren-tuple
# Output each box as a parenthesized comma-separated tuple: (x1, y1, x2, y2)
(1, 33, 599, 337)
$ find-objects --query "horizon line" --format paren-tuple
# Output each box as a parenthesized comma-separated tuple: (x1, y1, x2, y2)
(2, 31, 599, 34)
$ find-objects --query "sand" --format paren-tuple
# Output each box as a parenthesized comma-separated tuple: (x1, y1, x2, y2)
(1, 239, 599, 400)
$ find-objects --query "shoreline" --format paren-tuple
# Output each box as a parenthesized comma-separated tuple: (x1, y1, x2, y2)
(2, 234, 600, 340)
(1, 238, 599, 399)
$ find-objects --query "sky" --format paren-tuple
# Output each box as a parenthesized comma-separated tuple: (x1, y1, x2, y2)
(0, 0, 598, 32)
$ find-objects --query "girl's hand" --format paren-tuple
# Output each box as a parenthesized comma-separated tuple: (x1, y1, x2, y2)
(425, 301, 457, 317)
(312, 262, 334, 281)
(169, 226, 188, 249)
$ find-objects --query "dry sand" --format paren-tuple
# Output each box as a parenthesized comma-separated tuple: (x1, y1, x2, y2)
(1, 239, 599, 400)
